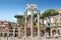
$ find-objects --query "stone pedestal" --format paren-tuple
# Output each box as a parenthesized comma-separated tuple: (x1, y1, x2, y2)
(24, 11, 27, 40)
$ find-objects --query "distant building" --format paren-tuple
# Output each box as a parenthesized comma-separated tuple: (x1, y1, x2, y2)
(55, 8, 61, 27)
(0, 20, 19, 32)
(41, 8, 61, 27)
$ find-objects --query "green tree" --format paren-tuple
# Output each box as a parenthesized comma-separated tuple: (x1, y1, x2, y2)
(14, 15, 24, 26)
(51, 25, 57, 28)
(41, 9, 59, 19)
(40, 9, 59, 26)
(27, 15, 31, 21)
(33, 26, 38, 31)
(33, 13, 37, 18)
(8, 21, 12, 26)
(33, 13, 38, 22)
(40, 9, 59, 23)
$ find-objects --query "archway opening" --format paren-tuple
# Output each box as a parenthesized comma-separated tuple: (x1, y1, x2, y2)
(52, 30, 56, 36)
(46, 27, 51, 36)
(27, 28, 31, 36)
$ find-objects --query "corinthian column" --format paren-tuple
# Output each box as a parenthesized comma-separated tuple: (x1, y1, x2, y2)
(31, 11, 33, 37)
(24, 11, 27, 39)
(37, 12, 40, 37)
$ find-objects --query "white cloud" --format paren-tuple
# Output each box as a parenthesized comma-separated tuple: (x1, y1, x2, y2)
(16, 12, 24, 15)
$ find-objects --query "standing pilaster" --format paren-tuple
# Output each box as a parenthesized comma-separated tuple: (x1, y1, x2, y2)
(2, 32, 4, 37)
(60, 28, 61, 36)
(18, 27, 20, 38)
(2, 29, 5, 37)
(13, 28, 15, 37)
(7, 29, 9, 37)
(50, 29, 53, 37)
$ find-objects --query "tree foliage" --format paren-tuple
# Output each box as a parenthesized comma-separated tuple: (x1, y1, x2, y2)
(14, 9, 59, 27)
(14, 15, 23, 18)
(14, 15, 24, 26)
(51, 25, 57, 28)
(33, 26, 38, 31)
(41, 9, 59, 19)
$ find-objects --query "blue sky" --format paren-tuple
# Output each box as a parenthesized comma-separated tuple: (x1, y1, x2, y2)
(0, 0, 61, 22)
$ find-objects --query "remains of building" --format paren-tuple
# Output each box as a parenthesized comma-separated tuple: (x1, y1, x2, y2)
(0, 4, 61, 40)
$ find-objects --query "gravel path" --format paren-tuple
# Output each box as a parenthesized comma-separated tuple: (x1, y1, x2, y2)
(0, 37, 61, 40)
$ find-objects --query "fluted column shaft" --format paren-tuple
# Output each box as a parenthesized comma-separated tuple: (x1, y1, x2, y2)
(24, 11, 27, 37)
(31, 12, 33, 37)
(37, 12, 40, 37)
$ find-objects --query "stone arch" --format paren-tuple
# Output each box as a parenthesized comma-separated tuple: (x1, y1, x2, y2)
(46, 27, 50, 32)
(52, 30, 56, 36)
(40, 30, 45, 37)
(27, 28, 31, 36)
(46, 27, 51, 36)
(57, 29, 60, 35)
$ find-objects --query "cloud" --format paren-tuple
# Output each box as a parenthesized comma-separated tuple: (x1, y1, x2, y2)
(16, 12, 24, 15)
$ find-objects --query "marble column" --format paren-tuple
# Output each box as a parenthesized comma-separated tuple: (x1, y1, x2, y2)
(24, 11, 27, 40)
(31, 12, 33, 37)
(38, 13, 40, 37)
